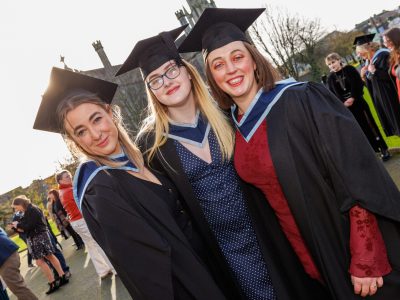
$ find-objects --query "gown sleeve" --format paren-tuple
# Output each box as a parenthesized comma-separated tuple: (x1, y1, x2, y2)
(293, 82, 400, 220)
(349, 205, 391, 277)
(81, 173, 175, 300)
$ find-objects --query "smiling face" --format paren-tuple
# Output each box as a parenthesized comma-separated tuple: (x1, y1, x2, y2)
(207, 41, 258, 106)
(326, 58, 342, 72)
(146, 60, 194, 108)
(64, 103, 121, 157)
(383, 36, 394, 51)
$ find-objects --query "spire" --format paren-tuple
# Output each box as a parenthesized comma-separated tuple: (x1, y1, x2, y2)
(92, 40, 113, 77)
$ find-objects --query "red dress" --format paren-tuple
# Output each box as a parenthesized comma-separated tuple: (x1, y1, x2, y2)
(234, 119, 391, 279)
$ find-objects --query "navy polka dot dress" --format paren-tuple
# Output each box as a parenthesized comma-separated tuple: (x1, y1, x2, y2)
(174, 130, 276, 300)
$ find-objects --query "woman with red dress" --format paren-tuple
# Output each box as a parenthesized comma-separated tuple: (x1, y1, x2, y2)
(179, 8, 400, 299)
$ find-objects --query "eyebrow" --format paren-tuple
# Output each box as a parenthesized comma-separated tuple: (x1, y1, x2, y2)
(147, 62, 177, 81)
(209, 49, 243, 65)
(73, 111, 101, 135)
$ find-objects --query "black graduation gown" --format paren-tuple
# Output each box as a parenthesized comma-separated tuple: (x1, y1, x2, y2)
(327, 65, 387, 152)
(81, 169, 226, 300)
(139, 133, 331, 300)
(365, 51, 400, 136)
(263, 82, 400, 300)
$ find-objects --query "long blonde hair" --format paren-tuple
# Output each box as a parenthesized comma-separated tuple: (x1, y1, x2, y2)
(137, 59, 234, 163)
(355, 42, 380, 59)
(56, 91, 144, 170)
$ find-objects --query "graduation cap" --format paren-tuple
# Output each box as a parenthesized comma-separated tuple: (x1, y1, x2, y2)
(178, 8, 265, 57)
(115, 25, 188, 77)
(33, 67, 118, 133)
(353, 33, 376, 46)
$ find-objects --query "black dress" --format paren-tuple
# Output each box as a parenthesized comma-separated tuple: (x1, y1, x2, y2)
(365, 50, 400, 136)
(81, 169, 226, 300)
(327, 65, 388, 153)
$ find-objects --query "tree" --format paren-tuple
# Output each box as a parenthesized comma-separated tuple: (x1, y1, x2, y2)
(250, 5, 326, 81)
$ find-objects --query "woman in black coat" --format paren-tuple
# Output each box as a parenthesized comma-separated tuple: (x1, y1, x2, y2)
(11, 196, 68, 294)
(325, 52, 390, 161)
(33, 66, 226, 300)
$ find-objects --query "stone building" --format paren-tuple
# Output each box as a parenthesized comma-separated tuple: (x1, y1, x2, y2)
(62, 0, 216, 134)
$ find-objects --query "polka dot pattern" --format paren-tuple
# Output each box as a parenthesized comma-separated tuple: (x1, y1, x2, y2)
(174, 130, 276, 300)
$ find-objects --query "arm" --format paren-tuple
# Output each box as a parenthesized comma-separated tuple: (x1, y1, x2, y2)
(81, 176, 174, 300)
(16, 208, 42, 233)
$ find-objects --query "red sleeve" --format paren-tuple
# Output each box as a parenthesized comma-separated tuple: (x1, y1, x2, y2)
(349, 205, 392, 277)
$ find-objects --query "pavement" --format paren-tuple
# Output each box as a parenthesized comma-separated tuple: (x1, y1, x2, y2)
(7, 153, 400, 300)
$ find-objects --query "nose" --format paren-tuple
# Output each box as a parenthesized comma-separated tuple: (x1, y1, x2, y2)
(89, 127, 102, 140)
(163, 75, 173, 87)
(225, 60, 237, 74)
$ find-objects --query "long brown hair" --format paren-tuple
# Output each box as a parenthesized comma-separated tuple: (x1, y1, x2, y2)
(383, 27, 400, 66)
(205, 42, 281, 110)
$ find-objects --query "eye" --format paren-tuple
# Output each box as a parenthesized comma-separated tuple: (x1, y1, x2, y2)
(233, 55, 243, 62)
(213, 62, 224, 70)
(76, 129, 86, 137)
(93, 116, 102, 124)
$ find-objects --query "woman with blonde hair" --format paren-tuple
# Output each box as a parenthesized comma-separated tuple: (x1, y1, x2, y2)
(11, 195, 68, 295)
(355, 34, 400, 136)
(116, 26, 321, 300)
(325, 52, 390, 160)
(179, 7, 400, 299)
(33, 67, 226, 300)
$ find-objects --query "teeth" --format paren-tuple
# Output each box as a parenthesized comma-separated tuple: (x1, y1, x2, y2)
(228, 77, 242, 85)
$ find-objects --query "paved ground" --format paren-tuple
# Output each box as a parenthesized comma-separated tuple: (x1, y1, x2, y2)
(7, 153, 400, 300)
(9, 237, 130, 300)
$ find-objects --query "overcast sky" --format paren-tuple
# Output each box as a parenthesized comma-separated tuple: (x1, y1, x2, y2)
(0, 0, 398, 194)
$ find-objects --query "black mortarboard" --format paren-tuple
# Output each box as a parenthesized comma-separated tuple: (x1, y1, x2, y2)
(33, 67, 118, 133)
(353, 33, 376, 46)
(178, 8, 265, 57)
(115, 25, 188, 77)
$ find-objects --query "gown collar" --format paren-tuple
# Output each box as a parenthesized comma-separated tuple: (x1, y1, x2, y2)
(73, 152, 139, 210)
(164, 110, 211, 148)
(231, 78, 303, 142)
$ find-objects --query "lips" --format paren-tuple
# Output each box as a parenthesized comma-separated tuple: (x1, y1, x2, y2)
(166, 86, 180, 95)
(227, 76, 243, 87)
(97, 137, 109, 147)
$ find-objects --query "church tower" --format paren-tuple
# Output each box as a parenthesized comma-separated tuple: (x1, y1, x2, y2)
(92, 40, 113, 79)
(175, 0, 216, 32)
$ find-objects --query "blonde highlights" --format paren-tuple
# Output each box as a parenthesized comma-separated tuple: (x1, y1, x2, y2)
(57, 92, 144, 170)
(137, 60, 234, 163)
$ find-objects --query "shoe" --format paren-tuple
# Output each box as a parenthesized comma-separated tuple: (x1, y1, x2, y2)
(64, 271, 72, 279)
(76, 244, 85, 250)
(381, 149, 391, 161)
(28, 263, 36, 268)
(45, 280, 60, 294)
(58, 274, 70, 287)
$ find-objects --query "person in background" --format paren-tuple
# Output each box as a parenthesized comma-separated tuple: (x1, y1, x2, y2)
(47, 190, 85, 250)
(0, 226, 38, 300)
(356, 33, 400, 137)
(325, 52, 390, 161)
(383, 27, 400, 101)
(0, 279, 9, 300)
(54, 171, 115, 279)
(11, 211, 34, 268)
(179, 7, 400, 299)
(11, 195, 69, 295)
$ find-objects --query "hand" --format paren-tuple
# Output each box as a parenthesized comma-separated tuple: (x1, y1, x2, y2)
(11, 221, 18, 227)
(344, 97, 355, 107)
(351, 275, 384, 297)
(368, 64, 376, 74)
(360, 67, 368, 79)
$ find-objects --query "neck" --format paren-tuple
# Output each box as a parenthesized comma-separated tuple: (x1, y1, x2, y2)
(233, 84, 259, 114)
(167, 93, 197, 124)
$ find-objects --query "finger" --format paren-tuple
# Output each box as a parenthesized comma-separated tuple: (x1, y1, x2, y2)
(354, 282, 362, 294)
(361, 284, 370, 297)
(369, 284, 378, 296)
(377, 277, 384, 287)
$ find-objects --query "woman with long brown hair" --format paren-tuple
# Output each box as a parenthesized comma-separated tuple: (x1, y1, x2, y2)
(383, 27, 400, 101)
(179, 7, 400, 299)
